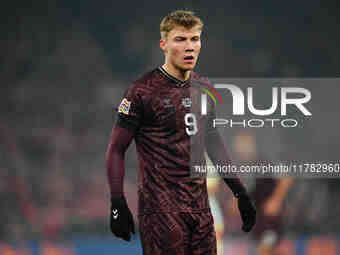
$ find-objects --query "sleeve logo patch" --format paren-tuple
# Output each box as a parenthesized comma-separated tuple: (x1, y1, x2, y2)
(118, 98, 131, 115)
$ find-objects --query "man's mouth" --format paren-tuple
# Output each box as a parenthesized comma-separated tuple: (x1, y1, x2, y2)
(184, 56, 194, 61)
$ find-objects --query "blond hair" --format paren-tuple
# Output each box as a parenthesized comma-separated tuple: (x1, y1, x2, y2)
(160, 10, 203, 40)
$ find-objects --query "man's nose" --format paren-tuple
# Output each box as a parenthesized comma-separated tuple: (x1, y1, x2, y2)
(185, 45, 194, 52)
(185, 41, 195, 51)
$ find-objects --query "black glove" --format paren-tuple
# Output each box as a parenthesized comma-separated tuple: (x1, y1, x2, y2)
(237, 193, 256, 232)
(110, 196, 135, 241)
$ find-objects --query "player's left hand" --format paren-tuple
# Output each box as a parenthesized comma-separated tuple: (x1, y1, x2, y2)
(237, 193, 256, 232)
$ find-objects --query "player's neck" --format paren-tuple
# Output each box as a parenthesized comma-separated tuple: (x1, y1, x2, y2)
(162, 64, 190, 82)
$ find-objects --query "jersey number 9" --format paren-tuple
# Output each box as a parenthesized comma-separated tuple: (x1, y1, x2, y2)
(184, 113, 198, 135)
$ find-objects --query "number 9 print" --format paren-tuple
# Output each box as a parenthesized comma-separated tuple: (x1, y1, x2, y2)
(185, 113, 198, 135)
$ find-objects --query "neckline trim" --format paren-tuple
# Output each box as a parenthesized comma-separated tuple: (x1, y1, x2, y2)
(157, 66, 190, 87)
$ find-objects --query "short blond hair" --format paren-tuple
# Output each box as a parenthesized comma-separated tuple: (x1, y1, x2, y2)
(160, 10, 203, 40)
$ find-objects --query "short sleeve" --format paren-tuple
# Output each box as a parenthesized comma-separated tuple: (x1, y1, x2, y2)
(115, 84, 143, 133)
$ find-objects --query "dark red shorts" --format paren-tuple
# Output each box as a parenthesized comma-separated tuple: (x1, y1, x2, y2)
(139, 211, 216, 255)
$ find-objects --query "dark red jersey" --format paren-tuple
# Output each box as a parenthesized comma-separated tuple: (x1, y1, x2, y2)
(115, 67, 215, 215)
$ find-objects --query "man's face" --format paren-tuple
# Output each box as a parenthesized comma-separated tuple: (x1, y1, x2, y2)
(160, 25, 201, 72)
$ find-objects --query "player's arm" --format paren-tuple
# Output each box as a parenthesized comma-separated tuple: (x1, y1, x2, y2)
(106, 84, 143, 241)
(204, 109, 256, 232)
(106, 125, 135, 197)
(106, 124, 135, 241)
(205, 129, 246, 197)
(263, 178, 293, 217)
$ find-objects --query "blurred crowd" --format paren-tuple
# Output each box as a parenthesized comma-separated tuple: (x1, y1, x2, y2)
(1, 0, 340, 244)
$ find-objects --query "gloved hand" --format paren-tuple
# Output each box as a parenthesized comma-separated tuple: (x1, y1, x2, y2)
(237, 193, 256, 232)
(110, 196, 135, 241)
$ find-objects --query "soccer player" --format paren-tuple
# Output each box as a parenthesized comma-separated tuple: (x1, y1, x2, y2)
(106, 10, 256, 254)
(252, 178, 293, 255)
(232, 130, 294, 255)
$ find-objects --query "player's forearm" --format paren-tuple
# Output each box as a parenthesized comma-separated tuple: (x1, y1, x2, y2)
(205, 130, 246, 197)
(106, 126, 134, 196)
(106, 145, 125, 196)
(269, 178, 293, 202)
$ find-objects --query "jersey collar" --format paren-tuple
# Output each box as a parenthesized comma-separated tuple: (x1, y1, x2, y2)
(157, 66, 190, 87)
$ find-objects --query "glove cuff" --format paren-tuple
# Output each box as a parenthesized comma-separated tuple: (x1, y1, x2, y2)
(235, 190, 249, 199)
(223, 178, 247, 199)
(111, 195, 128, 206)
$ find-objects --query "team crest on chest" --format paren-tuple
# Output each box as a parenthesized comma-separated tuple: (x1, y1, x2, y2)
(118, 98, 131, 115)
(163, 98, 174, 108)
(182, 97, 192, 108)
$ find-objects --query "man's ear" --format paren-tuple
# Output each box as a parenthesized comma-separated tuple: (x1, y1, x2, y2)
(160, 39, 167, 53)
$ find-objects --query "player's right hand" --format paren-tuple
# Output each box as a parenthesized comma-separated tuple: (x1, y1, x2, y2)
(110, 196, 135, 241)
